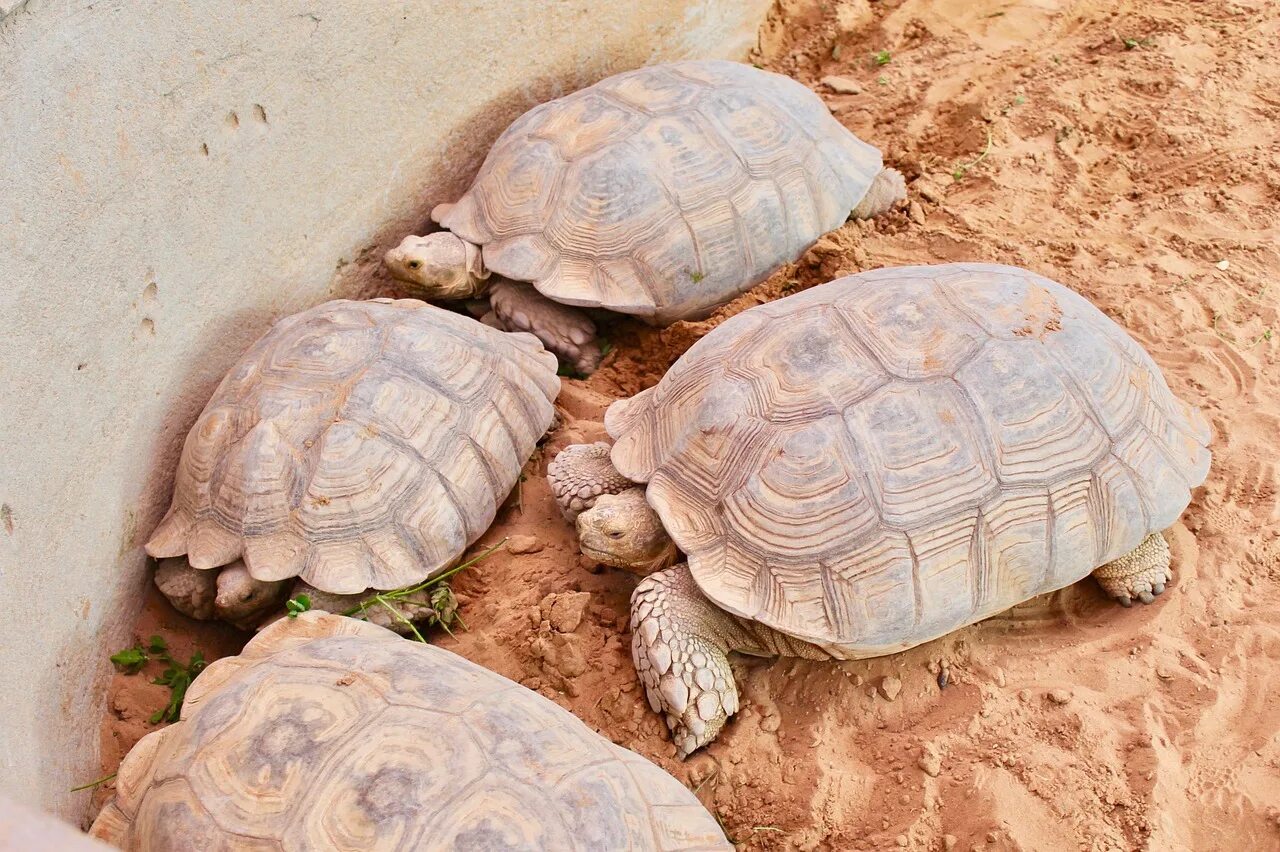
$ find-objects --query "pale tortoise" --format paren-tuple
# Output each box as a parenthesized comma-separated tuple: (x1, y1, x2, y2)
(548, 263, 1212, 756)
(90, 611, 731, 851)
(147, 298, 559, 629)
(385, 59, 905, 375)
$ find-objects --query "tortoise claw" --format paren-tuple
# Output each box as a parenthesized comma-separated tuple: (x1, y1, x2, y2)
(1117, 595, 1133, 608)
(1138, 590, 1155, 605)
(1152, 582, 1165, 596)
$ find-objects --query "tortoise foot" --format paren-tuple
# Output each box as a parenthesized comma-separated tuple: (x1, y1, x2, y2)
(489, 279, 602, 376)
(1093, 533, 1172, 607)
(631, 565, 740, 758)
(547, 442, 633, 521)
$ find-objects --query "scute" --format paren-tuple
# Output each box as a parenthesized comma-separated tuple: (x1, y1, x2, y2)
(91, 613, 729, 851)
(145, 299, 560, 594)
(443, 60, 885, 321)
(607, 264, 1211, 646)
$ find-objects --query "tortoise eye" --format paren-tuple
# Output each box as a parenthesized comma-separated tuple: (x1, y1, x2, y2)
(407, 260, 422, 270)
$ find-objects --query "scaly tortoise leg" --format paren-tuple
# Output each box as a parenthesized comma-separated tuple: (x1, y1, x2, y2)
(547, 442, 634, 521)
(1092, 533, 1172, 607)
(488, 279, 603, 375)
(631, 564, 832, 757)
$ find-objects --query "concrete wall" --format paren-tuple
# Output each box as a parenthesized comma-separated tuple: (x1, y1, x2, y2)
(0, 0, 769, 824)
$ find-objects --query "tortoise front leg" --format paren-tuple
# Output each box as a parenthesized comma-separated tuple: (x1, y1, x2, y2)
(1092, 532, 1172, 606)
(631, 564, 832, 757)
(488, 279, 603, 375)
(547, 442, 635, 521)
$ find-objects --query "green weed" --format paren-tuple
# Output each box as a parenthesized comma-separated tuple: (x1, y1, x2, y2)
(341, 539, 504, 642)
(952, 128, 994, 181)
(70, 772, 117, 793)
(110, 635, 206, 723)
(285, 594, 312, 618)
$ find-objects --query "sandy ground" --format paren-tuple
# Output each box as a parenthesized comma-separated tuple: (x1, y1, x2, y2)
(99, 0, 1280, 848)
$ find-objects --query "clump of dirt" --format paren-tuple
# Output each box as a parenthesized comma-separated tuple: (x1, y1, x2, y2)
(99, 0, 1280, 848)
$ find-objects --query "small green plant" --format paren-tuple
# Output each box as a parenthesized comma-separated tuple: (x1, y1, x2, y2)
(952, 127, 994, 181)
(1001, 93, 1028, 116)
(873, 49, 892, 66)
(514, 470, 529, 514)
(599, 336, 615, 358)
(1121, 36, 1153, 50)
(342, 539, 505, 642)
(110, 635, 207, 723)
(688, 269, 706, 284)
(285, 593, 312, 618)
(557, 364, 587, 379)
(877, 75, 889, 86)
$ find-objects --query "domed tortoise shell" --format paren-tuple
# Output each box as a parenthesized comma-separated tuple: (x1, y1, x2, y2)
(146, 299, 559, 594)
(439, 59, 884, 324)
(90, 612, 730, 851)
(606, 264, 1211, 651)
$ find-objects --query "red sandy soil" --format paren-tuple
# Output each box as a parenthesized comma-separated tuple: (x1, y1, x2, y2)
(99, 0, 1280, 848)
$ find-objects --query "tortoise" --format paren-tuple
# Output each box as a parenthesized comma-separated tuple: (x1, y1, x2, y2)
(146, 298, 559, 629)
(547, 263, 1211, 756)
(384, 59, 905, 375)
(89, 612, 731, 851)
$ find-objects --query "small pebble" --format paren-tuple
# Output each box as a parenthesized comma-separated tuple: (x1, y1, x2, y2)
(760, 712, 782, 733)
(821, 74, 863, 94)
(879, 675, 903, 701)
(507, 535, 542, 554)
(918, 752, 942, 777)
(944, 836, 958, 851)
(895, 835, 908, 848)
(908, 200, 926, 225)
(1047, 688, 1072, 705)
(1216, 259, 1230, 270)
(1156, 666, 1174, 680)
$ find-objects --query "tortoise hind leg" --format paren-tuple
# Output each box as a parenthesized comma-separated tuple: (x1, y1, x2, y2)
(1092, 533, 1172, 607)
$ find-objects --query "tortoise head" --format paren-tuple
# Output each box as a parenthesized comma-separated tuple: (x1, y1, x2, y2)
(384, 232, 488, 300)
(214, 562, 289, 627)
(575, 487, 677, 573)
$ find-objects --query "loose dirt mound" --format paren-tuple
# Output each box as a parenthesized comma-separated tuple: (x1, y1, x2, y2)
(101, 0, 1280, 848)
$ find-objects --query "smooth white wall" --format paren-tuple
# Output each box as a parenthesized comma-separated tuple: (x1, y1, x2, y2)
(0, 0, 768, 823)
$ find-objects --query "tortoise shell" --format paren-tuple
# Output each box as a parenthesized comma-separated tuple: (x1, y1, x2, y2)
(90, 612, 730, 851)
(440, 60, 884, 324)
(607, 264, 1211, 651)
(146, 299, 559, 594)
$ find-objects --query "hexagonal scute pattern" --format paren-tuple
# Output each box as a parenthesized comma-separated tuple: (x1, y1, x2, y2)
(607, 264, 1211, 647)
(145, 299, 560, 595)
(90, 613, 731, 852)
(439, 60, 884, 324)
